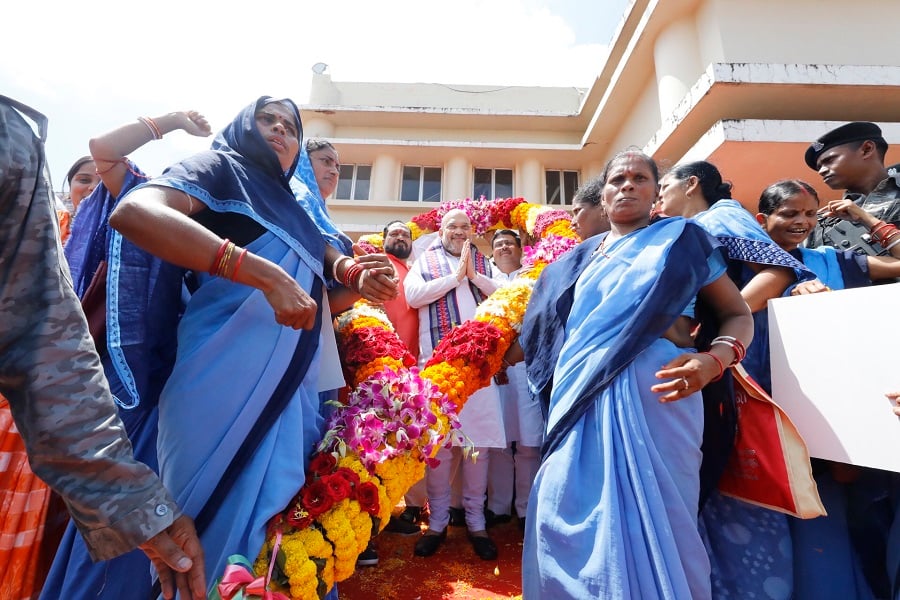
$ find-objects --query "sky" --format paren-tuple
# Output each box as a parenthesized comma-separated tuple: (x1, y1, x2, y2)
(2, 0, 629, 190)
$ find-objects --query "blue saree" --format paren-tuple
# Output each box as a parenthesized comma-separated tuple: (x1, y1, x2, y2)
(44, 166, 184, 600)
(521, 218, 726, 599)
(692, 199, 814, 394)
(130, 97, 328, 589)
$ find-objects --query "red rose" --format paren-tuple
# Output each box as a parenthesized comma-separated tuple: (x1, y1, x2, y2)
(308, 452, 337, 478)
(323, 473, 352, 502)
(301, 480, 334, 517)
(332, 467, 361, 495)
(356, 481, 380, 516)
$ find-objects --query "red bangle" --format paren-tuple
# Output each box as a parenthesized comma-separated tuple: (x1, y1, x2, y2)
(341, 263, 363, 291)
(138, 116, 162, 140)
(710, 336, 745, 365)
(875, 225, 899, 244)
(880, 228, 900, 243)
(870, 220, 889, 234)
(349, 267, 364, 292)
(871, 222, 894, 242)
(700, 351, 725, 382)
(231, 248, 248, 281)
(209, 239, 230, 276)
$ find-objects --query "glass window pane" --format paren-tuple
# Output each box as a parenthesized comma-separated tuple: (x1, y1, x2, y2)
(336, 165, 354, 199)
(545, 170, 562, 205)
(400, 166, 421, 202)
(563, 171, 579, 204)
(422, 167, 442, 202)
(354, 165, 371, 201)
(473, 168, 492, 200)
(495, 169, 513, 199)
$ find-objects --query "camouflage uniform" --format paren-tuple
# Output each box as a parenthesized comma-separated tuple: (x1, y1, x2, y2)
(0, 96, 179, 561)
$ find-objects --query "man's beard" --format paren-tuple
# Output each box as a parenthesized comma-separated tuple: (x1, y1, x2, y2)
(386, 243, 411, 259)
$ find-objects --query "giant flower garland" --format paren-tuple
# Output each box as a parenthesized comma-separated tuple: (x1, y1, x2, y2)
(221, 197, 580, 600)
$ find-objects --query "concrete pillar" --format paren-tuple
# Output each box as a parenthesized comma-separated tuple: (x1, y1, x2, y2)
(516, 158, 543, 204)
(445, 156, 470, 201)
(653, 16, 702, 122)
(371, 154, 399, 202)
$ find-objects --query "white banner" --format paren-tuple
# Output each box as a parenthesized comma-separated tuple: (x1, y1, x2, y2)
(768, 283, 900, 473)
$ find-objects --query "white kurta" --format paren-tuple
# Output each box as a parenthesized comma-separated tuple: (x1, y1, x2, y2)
(492, 268, 544, 446)
(405, 249, 506, 448)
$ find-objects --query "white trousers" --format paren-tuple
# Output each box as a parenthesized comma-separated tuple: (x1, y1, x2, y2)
(487, 443, 540, 518)
(426, 446, 490, 531)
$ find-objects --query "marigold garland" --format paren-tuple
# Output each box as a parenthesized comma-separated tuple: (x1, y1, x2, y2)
(232, 197, 579, 599)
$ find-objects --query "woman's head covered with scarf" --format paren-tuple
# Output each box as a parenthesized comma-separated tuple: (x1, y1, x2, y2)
(212, 96, 303, 177)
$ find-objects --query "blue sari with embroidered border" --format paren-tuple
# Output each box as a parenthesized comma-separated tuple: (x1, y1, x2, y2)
(693, 199, 817, 600)
(693, 199, 814, 394)
(128, 97, 328, 590)
(521, 217, 726, 599)
(44, 167, 185, 600)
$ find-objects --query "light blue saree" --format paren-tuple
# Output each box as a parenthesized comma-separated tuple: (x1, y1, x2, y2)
(523, 218, 726, 599)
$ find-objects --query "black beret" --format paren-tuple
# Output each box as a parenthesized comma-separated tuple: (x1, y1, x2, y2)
(805, 122, 885, 170)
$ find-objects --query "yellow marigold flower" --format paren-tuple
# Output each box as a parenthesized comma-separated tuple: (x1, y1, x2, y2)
(357, 233, 384, 250)
(320, 506, 357, 580)
(321, 556, 336, 590)
(408, 221, 425, 240)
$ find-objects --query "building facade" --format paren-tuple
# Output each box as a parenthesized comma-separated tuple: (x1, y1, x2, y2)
(301, 0, 900, 239)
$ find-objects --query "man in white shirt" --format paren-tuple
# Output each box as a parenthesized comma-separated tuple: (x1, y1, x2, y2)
(487, 229, 543, 533)
(404, 209, 504, 560)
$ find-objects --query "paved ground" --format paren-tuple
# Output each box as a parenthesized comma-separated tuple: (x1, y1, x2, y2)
(339, 518, 524, 600)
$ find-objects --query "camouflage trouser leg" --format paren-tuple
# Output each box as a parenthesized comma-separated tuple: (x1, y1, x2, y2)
(0, 96, 177, 560)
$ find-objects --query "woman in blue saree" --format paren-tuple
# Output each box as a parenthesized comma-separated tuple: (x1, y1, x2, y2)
(44, 111, 211, 600)
(109, 97, 391, 595)
(520, 151, 754, 599)
(756, 179, 900, 599)
(659, 161, 817, 600)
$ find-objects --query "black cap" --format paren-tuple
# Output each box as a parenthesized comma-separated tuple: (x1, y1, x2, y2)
(805, 122, 885, 170)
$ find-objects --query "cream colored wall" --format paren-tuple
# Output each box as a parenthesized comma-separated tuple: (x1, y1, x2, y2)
(304, 118, 335, 139)
(310, 74, 583, 114)
(609, 76, 663, 155)
(710, 0, 900, 66)
(654, 14, 703, 119)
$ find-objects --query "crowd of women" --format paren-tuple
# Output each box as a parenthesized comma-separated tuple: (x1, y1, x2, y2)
(3, 95, 899, 600)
